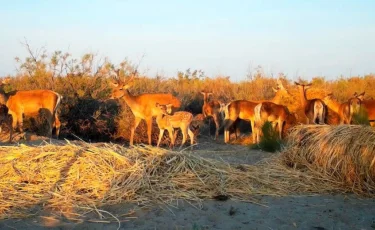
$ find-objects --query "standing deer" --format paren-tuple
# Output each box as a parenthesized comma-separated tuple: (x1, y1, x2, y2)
(323, 94, 351, 124)
(200, 91, 224, 140)
(110, 70, 181, 146)
(0, 78, 62, 138)
(223, 78, 290, 143)
(323, 93, 364, 124)
(294, 82, 326, 124)
(353, 92, 375, 124)
(253, 102, 296, 143)
(155, 103, 194, 150)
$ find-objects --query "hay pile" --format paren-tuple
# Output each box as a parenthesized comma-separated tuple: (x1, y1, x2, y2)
(0, 139, 372, 222)
(283, 125, 375, 194)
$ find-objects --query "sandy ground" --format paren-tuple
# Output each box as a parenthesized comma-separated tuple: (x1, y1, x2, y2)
(0, 132, 374, 230)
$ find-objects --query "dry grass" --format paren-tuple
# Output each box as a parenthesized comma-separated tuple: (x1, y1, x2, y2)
(1, 140, 373, 223)
(282, 125, 375, 193)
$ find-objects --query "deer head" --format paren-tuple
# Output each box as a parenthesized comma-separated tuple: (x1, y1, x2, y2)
(110, 69, 136, 99)
(353, 92, 365, 101)
(155, 103, 173, 115)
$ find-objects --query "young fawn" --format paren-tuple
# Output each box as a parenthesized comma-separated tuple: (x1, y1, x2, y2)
(155, 103, 195, 150)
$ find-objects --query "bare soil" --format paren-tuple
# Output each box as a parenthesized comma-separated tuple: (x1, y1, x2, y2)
(0, 132, 374, 230)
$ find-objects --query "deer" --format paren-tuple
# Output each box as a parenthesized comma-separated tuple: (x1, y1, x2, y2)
(322, 94, 351, 124)
(253, 101, 296, 143)
(352, 92, 375, 125)
(223, 78, 290, 143)
(323, 93, 364, 124)
(0, 78, 62, 139)
(200, 91, 225, 140)
(155, 103, 194, 150)
(110, 69, 181, 146)
(294, 82, 326, 124)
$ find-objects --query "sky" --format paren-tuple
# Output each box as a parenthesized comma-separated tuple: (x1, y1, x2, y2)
(0, 0, 374, 81)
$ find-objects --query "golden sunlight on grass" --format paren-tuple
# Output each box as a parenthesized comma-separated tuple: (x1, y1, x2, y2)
(0, 139, 373, 222)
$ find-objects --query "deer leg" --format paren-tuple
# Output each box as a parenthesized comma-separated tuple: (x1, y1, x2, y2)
(157, 129, 165, 148)
(188, 128, 195, 150)
(146, 118, 153, 145)
(130, 117, 142, 146)
(224, 119, 235, 143)
(46, 113, 53, 138)
(8, 117, 13, 143)
(54, 114, 61, 138)
(213, 114, 219, 141)
(179, 126, 188, 150)
(167, 128, 174, 149)
(250, 119, 256, 144)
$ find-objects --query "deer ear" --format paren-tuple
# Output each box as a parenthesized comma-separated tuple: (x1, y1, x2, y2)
(200, 91, 205, 95)
(294, 82, 300, 86)
(272, 87, 278, 92)
(357, 92, 365, 101)
(111, 81, 119, 87)
(155, 102, 160, 107)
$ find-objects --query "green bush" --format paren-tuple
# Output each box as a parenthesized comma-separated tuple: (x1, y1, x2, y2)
(251, 121, 283, 152)
(351, 107, 370, 126)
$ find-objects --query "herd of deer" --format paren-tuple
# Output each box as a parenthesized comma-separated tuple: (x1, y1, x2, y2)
(0, 71, 373, 149)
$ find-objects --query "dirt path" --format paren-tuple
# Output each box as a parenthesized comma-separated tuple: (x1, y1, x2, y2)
(1, 195, 374, 230)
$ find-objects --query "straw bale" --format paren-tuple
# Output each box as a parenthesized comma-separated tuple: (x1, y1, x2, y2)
(282, 125, 375, 193)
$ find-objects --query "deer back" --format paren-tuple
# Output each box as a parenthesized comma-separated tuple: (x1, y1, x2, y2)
(6, 90, 61, 116)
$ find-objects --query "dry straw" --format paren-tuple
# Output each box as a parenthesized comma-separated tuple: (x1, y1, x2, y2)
(282, 124, 375, 194)
(0, 136, 373, 222)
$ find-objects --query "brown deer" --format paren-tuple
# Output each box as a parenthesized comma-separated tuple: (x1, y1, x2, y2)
(0, 78, 62, 138)
(155, 103, 194, 150)
(110, 70, 181, 146)
(323, 93, 364, 124)
(294, 82, 326, 124)
(323, 94, 351, 124)
(353, 92, 375, 124)
(200, 91, 225, 140)
(253, 102, 296, 143)
(223, 78, 290, 143)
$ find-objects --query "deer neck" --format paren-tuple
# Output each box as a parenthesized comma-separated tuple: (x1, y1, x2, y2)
(120, 90, 139, 111)
(323, 98, 341, 114)
(298, 87, 308, 108)
(271, 92, 282, 104)
(0, 89, 9, 106)
(203, 94, 209, 104)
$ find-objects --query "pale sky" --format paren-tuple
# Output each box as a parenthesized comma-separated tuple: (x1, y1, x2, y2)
(0, 0, 374, 81)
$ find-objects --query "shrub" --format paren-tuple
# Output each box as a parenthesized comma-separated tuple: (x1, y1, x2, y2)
(251, 121, 283, 152)
(351, 107, 370, 126)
